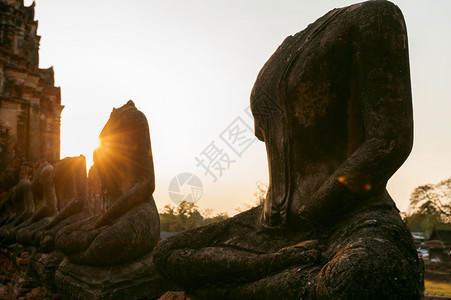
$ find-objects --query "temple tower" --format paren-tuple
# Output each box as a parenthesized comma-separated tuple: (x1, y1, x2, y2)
(0, 0, 63, 173)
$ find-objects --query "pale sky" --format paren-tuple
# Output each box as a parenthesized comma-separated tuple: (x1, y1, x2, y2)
(28, 0, 451, 215)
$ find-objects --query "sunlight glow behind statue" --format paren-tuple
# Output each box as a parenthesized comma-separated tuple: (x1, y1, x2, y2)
(55, 100, 160, 266)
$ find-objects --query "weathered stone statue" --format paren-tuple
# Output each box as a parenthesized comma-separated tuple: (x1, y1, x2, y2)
(55, 100, 160, 266)
(39, 155, 90, 252)
(0, 163, 39, 228)
(0, 179, 33, 243)
(87, 164, 102, 215)
(154, 1, 423, 298)
(15, 161, 58, 245)
(51, 101, 176, 299)
(0, 156, 89, 249)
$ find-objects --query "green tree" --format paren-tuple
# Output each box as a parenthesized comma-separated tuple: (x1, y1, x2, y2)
(235, 181, 268, 212)
(404, 177, 451, 236)
(254, 181, 268, 206)
(203, 212, 229, 225)
(159, 201, 229, 232)
(159, 204, 181, 232)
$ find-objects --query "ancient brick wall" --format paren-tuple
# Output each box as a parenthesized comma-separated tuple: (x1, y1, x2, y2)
(0, 0, 63, 194)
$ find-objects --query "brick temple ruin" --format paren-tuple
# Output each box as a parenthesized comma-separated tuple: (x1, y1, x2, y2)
(0, 0, 63, 194)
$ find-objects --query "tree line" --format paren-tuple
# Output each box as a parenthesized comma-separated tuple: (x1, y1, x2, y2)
(159, 182, 267, 232)
(403, 177, 451, 236)
(159, 201, 229, 232)
(160, 179, 451, 236)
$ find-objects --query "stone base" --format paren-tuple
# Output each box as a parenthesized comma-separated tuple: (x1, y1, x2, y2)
(159, 291, 191, 300)
(29, 251, 65, 296)
(55, 252, 178, 300)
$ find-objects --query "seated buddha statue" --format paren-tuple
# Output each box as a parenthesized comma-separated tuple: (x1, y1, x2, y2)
(153, 1, 423, 298)
(55, 100, 160, 266)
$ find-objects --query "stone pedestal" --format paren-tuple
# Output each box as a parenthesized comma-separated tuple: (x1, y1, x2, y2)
(55, 252, 178, 300)
(29, 251, 64, 296)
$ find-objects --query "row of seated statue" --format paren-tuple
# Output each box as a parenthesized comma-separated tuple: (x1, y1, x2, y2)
(0, 100, 159, 266)
(0, 1, 423, 299)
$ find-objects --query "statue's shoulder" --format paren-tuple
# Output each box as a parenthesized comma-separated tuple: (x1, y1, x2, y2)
(110, 100, 139, 120)
(291, 0, 404, 41)
(346, 0, 400, 12)
(343, 0, 405, 23)
(318, 0, 407, 41)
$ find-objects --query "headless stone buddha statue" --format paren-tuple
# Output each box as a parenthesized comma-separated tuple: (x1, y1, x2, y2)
(15, 161, 58, 246)
(55, 100, 160, 266)
(38, 155, 90, 251)
(0, 162, 35, 227)
(153, 1, 423, 299)
(0, 157, 89, 249)
(0, 179, 33, 243)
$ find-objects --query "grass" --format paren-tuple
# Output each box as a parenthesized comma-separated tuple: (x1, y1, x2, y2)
(425, 280, 451, 297)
